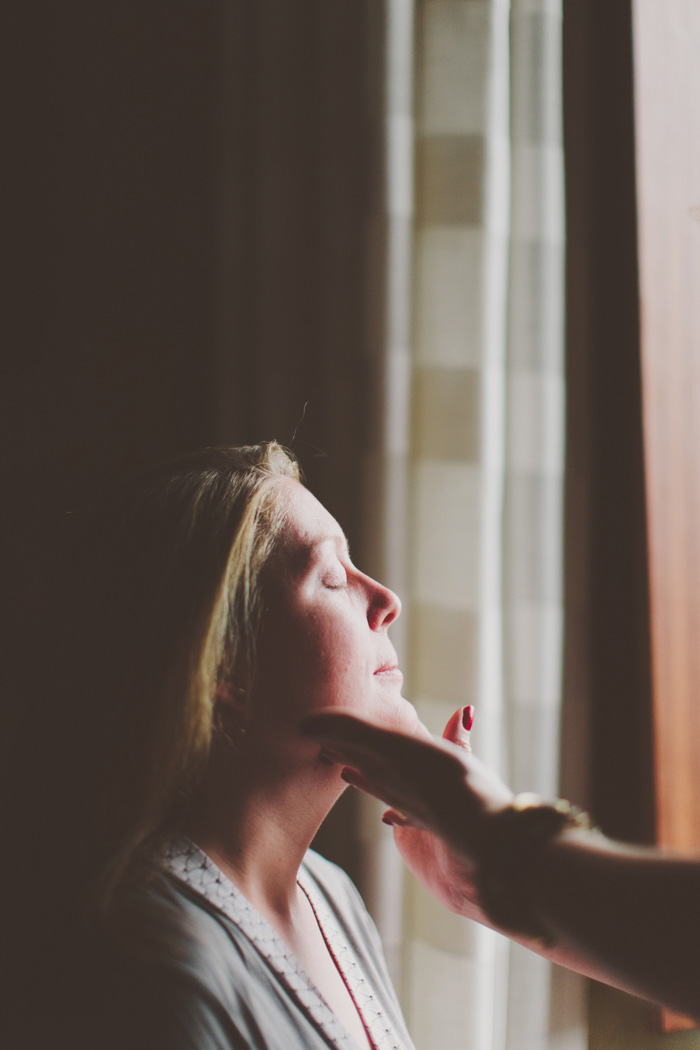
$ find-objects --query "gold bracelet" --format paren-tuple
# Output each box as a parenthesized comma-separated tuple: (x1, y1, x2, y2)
(475, 793, 595, 945)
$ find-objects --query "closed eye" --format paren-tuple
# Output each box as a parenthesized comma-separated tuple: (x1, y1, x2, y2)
(323, 571, 348, 589)
(308, 536, 352, 589)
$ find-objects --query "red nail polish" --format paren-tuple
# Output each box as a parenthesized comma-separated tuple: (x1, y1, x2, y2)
(462, 706, 474, 731)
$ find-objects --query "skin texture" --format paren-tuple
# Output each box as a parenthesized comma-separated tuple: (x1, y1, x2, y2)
(303, 710, 700, 1020)
(185, 480, 420, 1050)
(249, 478, 420, 750)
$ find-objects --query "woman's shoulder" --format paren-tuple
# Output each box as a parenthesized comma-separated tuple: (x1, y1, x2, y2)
(75, 874, 283, 1050)
(8, 876, 247, 1050)
(139, 868, 263, 981)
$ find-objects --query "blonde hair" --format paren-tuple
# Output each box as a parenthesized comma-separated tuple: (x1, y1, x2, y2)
(62, 442, 299, 927)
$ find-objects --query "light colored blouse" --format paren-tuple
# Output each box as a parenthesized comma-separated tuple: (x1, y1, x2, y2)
(159, 837, 416, 1050)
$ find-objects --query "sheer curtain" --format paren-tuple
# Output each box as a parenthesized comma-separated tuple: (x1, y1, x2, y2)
(367, 1, 587, 1047)
(222, 2, 589, 1045)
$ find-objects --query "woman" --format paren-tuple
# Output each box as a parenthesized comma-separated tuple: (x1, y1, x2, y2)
(16, 443, 418, 1050)
(304, 710, 700, 1020)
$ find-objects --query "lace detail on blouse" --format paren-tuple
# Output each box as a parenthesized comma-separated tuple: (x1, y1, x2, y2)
(162, 837, 407, 1050)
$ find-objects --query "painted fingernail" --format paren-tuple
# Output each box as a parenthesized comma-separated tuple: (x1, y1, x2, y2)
(462, 706, 475, 731)
(382, 809, 409, 827)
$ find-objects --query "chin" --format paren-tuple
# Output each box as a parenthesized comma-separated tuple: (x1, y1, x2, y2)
(375, 694, 420, 735)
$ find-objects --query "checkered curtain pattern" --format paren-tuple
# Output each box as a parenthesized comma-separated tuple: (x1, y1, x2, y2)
(384, 1, 587, 1047)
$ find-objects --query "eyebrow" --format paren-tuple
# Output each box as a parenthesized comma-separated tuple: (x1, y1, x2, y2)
(306, 533, 350, 567)
(284, 533, 351, 575)
(310, 534, 351, 560)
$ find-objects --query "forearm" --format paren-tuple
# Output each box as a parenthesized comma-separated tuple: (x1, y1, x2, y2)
(512, 830, 700, 1017)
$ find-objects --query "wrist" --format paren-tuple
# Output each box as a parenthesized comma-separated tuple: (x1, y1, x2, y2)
(473, 793, 595, 945)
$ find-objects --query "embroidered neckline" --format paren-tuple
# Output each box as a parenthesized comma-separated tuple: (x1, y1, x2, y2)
(162, 836, 405, 1050)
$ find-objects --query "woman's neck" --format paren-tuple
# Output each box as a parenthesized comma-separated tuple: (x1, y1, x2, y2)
(183, 749, 345, 922)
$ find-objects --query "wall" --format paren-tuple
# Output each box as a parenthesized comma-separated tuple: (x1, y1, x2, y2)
(7, 0, 381, 888)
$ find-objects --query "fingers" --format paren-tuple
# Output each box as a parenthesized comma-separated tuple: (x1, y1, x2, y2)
(302, 712, 466, 783)
(342, 769, 425, 829)
(304, 711, 419, 749)
(303, 711, 470, 829)
(340, 771, 415, 828)
(442, 705, 474, 753)
(381, 808, 412, 828)
(340, 767, 375, 794)
(303, 712, 424, 772)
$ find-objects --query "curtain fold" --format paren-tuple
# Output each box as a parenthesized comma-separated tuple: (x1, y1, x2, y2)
(359, 0, 415, 986)
(503, 5, 586, 1046)
(215, 3, 588, 1045)
(387, 1, 587, 1046)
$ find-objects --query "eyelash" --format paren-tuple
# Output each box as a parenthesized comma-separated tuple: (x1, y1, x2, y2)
(323, 569, 348, 590)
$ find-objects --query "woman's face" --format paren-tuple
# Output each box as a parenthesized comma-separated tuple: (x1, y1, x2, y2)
(248, 479, 418, 750)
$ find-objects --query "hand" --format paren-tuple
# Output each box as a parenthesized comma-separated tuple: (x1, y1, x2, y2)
(302, 708, 514, 918)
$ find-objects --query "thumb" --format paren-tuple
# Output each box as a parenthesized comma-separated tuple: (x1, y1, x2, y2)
(442, 705, 474, 752)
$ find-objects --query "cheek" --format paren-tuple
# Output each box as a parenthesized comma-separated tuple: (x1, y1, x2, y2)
(258, 611, 357, 705)
(295, 631, 360, 703)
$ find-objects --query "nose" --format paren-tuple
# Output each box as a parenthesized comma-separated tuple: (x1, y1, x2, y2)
(366, 575, 401, 630)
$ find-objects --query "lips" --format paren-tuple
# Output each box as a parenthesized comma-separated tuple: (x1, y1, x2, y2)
(374, 660, 403, 679)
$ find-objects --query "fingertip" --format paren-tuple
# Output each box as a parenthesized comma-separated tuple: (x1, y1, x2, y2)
(442, 708, 463, 742)
(318, 745, 343, 766)
(382, 808, 410, 828)
(443, 706, 474, 744)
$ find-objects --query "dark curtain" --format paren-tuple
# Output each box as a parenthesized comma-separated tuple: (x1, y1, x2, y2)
(562, 0, 654, 843)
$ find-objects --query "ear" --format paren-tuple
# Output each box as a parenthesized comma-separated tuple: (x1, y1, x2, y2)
(214, 664, 250, 711)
